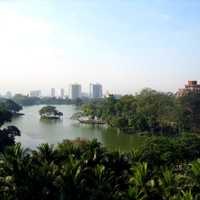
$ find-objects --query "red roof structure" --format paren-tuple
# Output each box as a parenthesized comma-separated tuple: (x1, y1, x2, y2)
(177, 81, 200, 97)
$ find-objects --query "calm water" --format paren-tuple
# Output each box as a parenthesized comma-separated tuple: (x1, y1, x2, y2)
(6, 105, 145, 151)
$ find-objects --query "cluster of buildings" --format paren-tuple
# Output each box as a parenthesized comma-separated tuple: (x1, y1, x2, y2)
(3, 81, 200, 100)
(28, 81, 200, 99)
(29, 83, 103, 100)
(68, 83, 103, 99)
(176, 81, 200, 97)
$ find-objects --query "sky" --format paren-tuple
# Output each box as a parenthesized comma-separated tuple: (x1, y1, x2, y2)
(0, 0, 200, 96)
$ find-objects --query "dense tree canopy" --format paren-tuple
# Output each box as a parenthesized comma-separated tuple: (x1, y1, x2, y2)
(177, 93, 200, 132)
(0, 106, 12, 126)
(1, 88, 200, 199)
(0, 126, 20, 152)
(0, 99, 22, 114)
(81, 89, 200, 134)
(12, 94, 85, 106)
(39, 106, 63, 119)
(82, 89, 181, 134)
(0, 102, 21, 152)
(12, 94, 41, 106)
(0, 135, 200, 199)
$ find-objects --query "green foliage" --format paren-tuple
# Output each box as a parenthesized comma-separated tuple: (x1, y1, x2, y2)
(12, 94, 72, 106)
(140, 134, 200, 168)
(12, 94, 41, 106)
(1, 88, 200, 199)
(0, 135, 200, 199)
(0, 126, 21, 152)
(178, 93, 200, 132)
(0, 106, 12, 126)
(39, 106, 63, 119)
(0, 99, 22, 113)
(74, 98, 83, 106)
(81, 88, 200, 135)
(0, 101, 21, 152)
(82, 89, 181, 135)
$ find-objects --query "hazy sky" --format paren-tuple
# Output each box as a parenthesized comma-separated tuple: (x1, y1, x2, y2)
(0, 0, 200, 95)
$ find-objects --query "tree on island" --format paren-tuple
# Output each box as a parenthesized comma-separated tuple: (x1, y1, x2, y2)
(39, 106, 63, 120)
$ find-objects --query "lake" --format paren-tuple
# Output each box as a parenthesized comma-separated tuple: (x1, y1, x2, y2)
(6, 105, 146, 151)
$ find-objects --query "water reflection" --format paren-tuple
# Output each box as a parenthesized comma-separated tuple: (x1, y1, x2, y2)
(40, 118, 62, 124)
(6, 105, 145, 151)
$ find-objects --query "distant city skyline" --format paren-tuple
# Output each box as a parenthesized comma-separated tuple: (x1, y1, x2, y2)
(0, 80, 199, 97)
(0, 83, 104, 97)
(1, 80, 199, 98)
(0, 1, 200, 94)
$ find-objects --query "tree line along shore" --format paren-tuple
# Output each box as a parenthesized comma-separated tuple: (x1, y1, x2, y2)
(81, 88, 200, 135)
(0, 88, 200, 199)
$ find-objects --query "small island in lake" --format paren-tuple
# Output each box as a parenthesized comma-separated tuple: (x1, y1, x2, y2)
(39, 106, 63, 120)
(71, 112, 105, 125)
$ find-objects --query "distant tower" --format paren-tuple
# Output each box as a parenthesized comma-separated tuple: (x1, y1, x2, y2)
(90, 83, 103, 98)
(51, 88, 56, 98)
(69, 84, 82, 100)
(60, 88, 65, 99)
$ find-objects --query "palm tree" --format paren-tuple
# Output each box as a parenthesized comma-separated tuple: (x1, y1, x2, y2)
(189, 159, 200, 196)
(33, 143, 56, 163)
(0, 144, 32, 199)
(54, 155, 81, 200)
(159, 168, 178, 199)
(128, 162, 148, 200)
(169, 190, 193, 200)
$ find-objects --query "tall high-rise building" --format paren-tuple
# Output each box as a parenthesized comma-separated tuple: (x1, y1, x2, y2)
(30, 90, 41, 97)
(69, 84, 82, 100)
(60, 88, 65, 99)
(51, 88, 56, 98)
(90, 83, 103, 98)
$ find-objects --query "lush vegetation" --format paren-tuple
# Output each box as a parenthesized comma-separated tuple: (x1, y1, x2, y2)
(82, 89, 200, 134)
(39, 106, 63, 120)
(0, 98, 22, 115)
(12, 94, 85, 106)
(0, 101, 21, 152)
(0, 134, 200, 199)
(0, 89, 200, 199)
(12, 94, 71, 106)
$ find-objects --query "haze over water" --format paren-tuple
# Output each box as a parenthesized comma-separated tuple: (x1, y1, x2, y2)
(6, 105, 144, 151)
